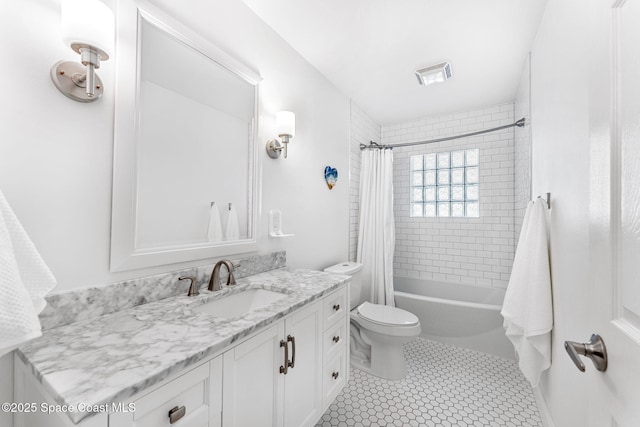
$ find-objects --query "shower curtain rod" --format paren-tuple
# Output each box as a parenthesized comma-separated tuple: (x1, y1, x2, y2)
(359, 118, 525, 150)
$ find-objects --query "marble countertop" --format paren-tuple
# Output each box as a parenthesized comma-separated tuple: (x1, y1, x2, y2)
(17, 269, 349, 424)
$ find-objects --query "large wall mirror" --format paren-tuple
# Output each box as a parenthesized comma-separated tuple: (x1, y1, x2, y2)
(111, 0, 260, 272)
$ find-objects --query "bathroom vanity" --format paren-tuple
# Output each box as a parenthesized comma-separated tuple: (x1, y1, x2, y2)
(13, 269, 350, 427)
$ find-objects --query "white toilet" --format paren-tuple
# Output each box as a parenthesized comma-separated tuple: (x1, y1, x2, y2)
(324, 262, 421, 380)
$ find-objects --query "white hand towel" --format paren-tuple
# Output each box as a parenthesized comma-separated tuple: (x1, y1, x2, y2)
(225, 204, 240, 241)
(501, 198, 553, 387)
(206, 203, 223, 242)
(0, 191, 56, 357)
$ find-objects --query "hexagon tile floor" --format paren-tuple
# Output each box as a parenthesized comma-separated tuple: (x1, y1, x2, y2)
(316, 337, 543, 427)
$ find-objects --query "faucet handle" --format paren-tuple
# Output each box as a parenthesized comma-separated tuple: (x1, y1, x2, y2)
(179, 276, 199, 296)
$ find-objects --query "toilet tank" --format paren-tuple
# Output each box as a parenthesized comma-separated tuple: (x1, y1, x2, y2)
(324, 262, 363, 309)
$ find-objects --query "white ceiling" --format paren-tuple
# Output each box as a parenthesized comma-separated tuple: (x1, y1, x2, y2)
(242, 0, 548, 125)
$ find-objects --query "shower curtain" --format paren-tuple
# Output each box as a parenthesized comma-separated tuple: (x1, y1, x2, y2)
(357, 148, 396, 306)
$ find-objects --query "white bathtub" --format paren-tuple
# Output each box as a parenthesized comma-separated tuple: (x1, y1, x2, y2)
(394, 277, 514, 359)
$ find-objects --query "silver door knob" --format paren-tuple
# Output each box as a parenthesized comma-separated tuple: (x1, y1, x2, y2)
(564, 334, 608, 372)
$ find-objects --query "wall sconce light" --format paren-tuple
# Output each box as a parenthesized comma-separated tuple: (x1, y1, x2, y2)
(266, 111, 296, 159)
(50, 0, 114, 102)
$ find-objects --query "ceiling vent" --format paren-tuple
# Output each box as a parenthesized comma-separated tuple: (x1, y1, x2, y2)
(415, 62, 452, 86)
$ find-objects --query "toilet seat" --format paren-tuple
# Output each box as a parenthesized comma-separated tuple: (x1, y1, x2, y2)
(351, 303, 421, 337)
(357, 302, 419, 326)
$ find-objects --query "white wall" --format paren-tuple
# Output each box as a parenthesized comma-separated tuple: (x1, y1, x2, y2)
(384, 103, 516, 288)
(528, 0, 595, 424)
(147, 0, 352, 271)
(0, 0, 350, 291)
(0, 0, 351, 422)
(514, 55, 532, 243)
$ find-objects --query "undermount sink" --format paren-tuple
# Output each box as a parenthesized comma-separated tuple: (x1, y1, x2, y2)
(193, 289, 288, 318)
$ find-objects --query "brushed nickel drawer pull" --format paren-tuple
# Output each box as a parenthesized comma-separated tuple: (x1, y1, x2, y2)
(168, 405, 186, 424)
(332, 335, 340, 343)
(287, 335, 296, 369)
(333, 304, 340, 311)
(279, 339, 289, 374)
(332, 371, 339, 380)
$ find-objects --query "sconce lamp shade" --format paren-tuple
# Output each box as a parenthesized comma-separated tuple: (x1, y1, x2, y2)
(61, 0, 114, 59)
(276, 111, 295, 138)
(266, 111, 296, 159)
(52, 0, 114, 102)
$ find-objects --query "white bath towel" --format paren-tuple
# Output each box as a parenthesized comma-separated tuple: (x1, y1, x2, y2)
(0, 191, 56, 357)
(206, 203, 223, 242)
(501, 198, 553, 387)
(225, 204, 240, 241)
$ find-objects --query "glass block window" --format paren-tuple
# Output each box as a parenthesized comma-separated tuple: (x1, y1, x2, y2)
(410, 149, 479, 218)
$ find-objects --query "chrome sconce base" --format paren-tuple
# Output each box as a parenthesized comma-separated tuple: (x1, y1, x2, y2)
(50, 60, 104, 103)
(266, 137, 289, 159)
(266, 111, 295, 159)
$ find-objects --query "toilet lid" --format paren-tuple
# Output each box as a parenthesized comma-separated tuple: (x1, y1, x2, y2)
(357, 302, 419, 326)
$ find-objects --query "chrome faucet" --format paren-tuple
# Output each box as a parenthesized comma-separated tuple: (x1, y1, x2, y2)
(208, 260, 237, 291)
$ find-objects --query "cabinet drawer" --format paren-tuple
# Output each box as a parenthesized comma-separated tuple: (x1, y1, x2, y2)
(133, 363, 209, 427)
(323, 287, 347, 327)
(323, 320, 346, 361)
(322, 347, 347, 409)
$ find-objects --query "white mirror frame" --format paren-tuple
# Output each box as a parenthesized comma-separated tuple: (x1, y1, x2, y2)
(111, 0, 261, 272)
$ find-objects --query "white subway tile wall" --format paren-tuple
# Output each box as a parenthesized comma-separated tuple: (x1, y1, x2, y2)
(349, 101, 382, 262)
(385, 103, 516, 288)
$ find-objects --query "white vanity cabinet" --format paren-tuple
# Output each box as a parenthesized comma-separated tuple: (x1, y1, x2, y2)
(14, 354, 222, 427)
(14, 285, 348, 427)
(222, 287, 350, 427)
(321, 286, 348, 409)
(222, 301, 322, 427)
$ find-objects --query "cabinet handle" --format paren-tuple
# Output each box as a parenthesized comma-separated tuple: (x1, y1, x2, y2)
(333, 304, 340, 311)
(287, 335, 296, 369)
(332, 335, 340, 343)
(332, 371, 339, 380)
(279, 339, 289, 375)
(168, 405, 186, 424)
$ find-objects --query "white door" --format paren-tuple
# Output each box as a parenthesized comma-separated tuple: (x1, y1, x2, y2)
(283, 301, 322, 427)
(585, 0, 640, 425)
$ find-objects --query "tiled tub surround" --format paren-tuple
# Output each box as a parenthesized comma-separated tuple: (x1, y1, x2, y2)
(17, 268, 349, 424)
(39, 251, 286, 330)
(386, 102, 516, 288)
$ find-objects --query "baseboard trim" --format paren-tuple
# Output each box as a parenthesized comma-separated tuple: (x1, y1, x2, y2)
(533, 386, 555, 427)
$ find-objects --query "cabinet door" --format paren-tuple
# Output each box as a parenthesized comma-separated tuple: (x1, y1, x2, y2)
(283, 301, 322, 427)
(209, 356, 223, 427)
(222, 323, 285, 427)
